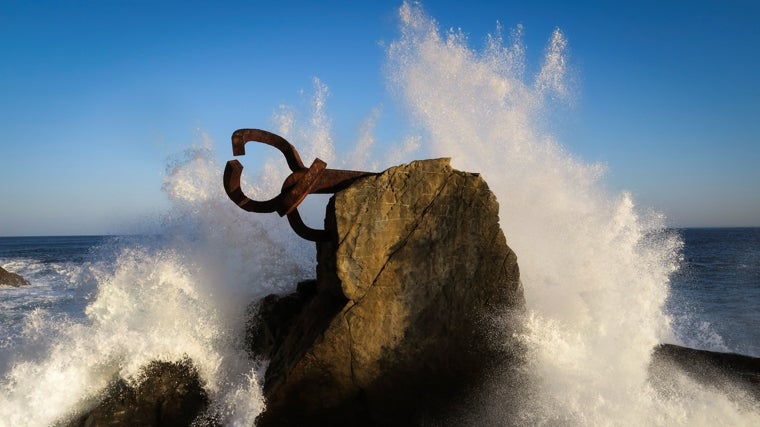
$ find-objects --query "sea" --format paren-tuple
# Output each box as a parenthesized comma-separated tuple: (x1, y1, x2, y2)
(667, 228, 760, 356)
(1, 231, 758, 425)
(2, 230, 759, 364)
(1, 3, 758, 425)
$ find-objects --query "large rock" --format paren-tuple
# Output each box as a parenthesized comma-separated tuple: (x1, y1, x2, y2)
(0, 266, 30, 287)
(61, 359, 210, 427)
(253, 158, 525, 426)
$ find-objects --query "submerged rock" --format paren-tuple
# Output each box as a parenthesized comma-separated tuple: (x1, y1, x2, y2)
(0, 266, 30, 287)
(61, 359, 210, 427)
(253, 158, 525, 426)
(650, 343, 760, 401)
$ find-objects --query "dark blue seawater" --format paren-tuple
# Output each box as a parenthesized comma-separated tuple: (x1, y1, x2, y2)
(667, 228, 760, 357)
(0, 235, 111, 264)
(0, 235, 108, 311)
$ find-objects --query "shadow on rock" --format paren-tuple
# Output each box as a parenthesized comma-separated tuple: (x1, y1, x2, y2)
(60, 358, 210, 427)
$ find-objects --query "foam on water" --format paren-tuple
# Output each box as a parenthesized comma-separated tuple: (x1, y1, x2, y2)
(1, 2, 758, 425)
(386, 2, 759, 424)
(0, 136, 317, 425)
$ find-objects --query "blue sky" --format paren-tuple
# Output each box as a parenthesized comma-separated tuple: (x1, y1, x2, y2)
(1, 0, 758, 236)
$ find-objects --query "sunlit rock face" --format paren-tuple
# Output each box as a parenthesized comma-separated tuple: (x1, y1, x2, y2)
(254, 158, 525, 426)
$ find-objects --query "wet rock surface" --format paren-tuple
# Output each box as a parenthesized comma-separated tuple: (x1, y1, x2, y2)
(0, 266, 30, 287)
(650, 343, 760, 401)
(252, 159, 525, 426)
(62, 359, 209, 427)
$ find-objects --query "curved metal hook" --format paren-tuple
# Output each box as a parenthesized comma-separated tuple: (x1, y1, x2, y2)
(231, 129, 305, 172)
(223, 128, 375, 242)
(226, 128, 324, 216)
(224, 158, 328, 241)
(223, 159, 282, 214)
(287, 210, 329, 242)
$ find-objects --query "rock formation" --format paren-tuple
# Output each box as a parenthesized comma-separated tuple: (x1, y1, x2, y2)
(0, 266, 30, 287)
(50, 157, 760, 426)
(61, 359, 209, 427)
(650, 343, 760, 401)
(251, 158, 525, 426)
(59, 158, 525, 426)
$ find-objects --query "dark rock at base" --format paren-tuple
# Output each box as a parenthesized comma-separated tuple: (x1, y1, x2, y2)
(246, 280, 320, 361)
(61, 359, 210, 427)
(0, 266, 30, 287)
(650, 343, 760, 401)
(251, 159, 525, 426)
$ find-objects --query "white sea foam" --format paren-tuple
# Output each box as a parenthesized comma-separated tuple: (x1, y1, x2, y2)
(0, 136, 317, 426)
(386, 2, 759, 425)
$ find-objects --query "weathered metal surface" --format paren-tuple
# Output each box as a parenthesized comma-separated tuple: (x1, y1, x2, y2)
(223, 129, 375, 241)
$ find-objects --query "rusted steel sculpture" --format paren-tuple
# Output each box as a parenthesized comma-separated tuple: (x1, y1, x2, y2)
(223, 129, 375, 241)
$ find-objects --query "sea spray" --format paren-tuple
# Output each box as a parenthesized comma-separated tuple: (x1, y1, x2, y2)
(0, 135, 319, 425)
(387, 2, 759, 425)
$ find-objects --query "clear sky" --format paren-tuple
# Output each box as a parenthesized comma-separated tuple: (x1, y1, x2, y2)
(1, 0, 758, 236)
